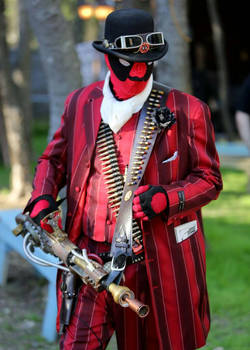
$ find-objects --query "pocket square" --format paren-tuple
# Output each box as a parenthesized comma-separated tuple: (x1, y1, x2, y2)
(162, 151, 178, 164)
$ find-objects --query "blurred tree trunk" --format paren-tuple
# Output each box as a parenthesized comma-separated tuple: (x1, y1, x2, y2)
(74, 0, 84, 43)
(4, 0, 33, 159)
(0, 91, 9, 166)
(155, 0, 192, 93)
(206, 0, 235, 139)
(24, 0, 82, 138)
(116, 0, 151, 10)
(16, 0, 33, 154)
(0, 0, 32, 198)
(132, 0, 151, 11)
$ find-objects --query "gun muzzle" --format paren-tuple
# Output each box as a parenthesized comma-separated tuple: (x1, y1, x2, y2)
(108, 283, 149, 318)
(122, 296, 150, 318)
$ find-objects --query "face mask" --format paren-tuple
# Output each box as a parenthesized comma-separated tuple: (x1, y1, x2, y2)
(105, 54, 153, 100)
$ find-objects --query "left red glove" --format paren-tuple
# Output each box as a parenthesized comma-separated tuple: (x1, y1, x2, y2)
(133, 185, 169, 221)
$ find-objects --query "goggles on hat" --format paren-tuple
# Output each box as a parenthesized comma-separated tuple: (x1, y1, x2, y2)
(103, 32, 164, 51)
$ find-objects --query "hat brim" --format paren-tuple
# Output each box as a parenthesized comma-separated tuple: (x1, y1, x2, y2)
(92, 40, 168, 62)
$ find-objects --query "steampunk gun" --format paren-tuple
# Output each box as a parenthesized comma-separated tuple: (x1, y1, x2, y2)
(13, 210, 149, 318)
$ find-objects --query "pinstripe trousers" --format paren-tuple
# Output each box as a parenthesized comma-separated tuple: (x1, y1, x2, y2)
(59, 260, 159, 350)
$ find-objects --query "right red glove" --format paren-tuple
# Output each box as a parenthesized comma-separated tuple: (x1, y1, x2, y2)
(26, 194, 61, 232)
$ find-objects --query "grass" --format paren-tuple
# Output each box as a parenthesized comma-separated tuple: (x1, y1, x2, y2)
(32, 119, 49, 158)
(0, 119, 49, 193)
(0, 164, 10, 193)
(204, 167, 250, 350)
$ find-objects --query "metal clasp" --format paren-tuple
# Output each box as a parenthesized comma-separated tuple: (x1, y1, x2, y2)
(111, 254, 127, 272)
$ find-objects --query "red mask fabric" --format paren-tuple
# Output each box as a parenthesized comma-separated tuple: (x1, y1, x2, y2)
(105, 54, 153, 100)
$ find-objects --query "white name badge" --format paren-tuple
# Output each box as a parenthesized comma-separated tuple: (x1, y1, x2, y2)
(174, 220, 198, 243)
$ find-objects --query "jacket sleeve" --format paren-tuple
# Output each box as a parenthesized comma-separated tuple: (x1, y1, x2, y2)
(28, 93, 73, 203)
(162, 100, 223, 219)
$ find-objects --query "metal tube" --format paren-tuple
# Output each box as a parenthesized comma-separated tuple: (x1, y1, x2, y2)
(123, 296, 150, 318)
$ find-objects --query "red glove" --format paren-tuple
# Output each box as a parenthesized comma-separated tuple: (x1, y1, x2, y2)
(133, 185, 169, 221)
(26, 194, 62, 232)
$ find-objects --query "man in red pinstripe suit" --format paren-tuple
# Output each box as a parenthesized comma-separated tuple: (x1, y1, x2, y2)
(25, 8, 222, 350)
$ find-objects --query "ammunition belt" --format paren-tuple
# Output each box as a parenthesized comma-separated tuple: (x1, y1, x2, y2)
(96, 121, 145, 264)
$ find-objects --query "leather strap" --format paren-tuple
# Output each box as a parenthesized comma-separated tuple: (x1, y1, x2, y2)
(109, 82, 172, 275)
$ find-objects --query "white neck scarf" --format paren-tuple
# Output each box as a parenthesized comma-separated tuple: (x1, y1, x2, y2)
(101, 71, 153, 133)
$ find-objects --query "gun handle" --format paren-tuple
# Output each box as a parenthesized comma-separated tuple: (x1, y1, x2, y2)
(12, 223, 24, 236)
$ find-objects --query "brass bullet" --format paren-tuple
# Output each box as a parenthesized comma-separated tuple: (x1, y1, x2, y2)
(131, 178, 141, 183)
(128, 181, 137, 186)
(144, 121, 156, 127)
(105, 176, 122, 184)
(109, 191, 123, 199)
(149, 98, 160, 103)
(104, 172, 121, 180)
(104, 182, 119, 189)
(103, 166, 119, 174)
(100, 154, 117, 161)
(110, 202, 120, 208)
(97, 138, 114, 145)
(108, 186, 123, 194)
(98, 129, 112, 137)
(98, 146, 115, 155)
(102, 162, 119, 170)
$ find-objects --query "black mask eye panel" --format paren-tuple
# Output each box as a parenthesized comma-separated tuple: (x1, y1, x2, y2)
(108, 55, 132, 81)
(107, 55, 153, 82)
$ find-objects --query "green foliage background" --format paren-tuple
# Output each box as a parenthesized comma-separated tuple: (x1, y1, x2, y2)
(204, 168, 250, 349)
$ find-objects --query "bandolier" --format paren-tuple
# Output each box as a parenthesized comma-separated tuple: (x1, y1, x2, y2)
(96, 83, 174, 267)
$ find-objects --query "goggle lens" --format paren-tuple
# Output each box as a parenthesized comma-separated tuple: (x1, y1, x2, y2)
(125, 36, 142, 48)
(114, 37, 122, 48)
(147, 32, 164, 45)
(115, 36, 142, 49)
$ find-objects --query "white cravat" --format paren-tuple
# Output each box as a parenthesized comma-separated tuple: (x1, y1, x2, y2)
(101, 71, 153, 133)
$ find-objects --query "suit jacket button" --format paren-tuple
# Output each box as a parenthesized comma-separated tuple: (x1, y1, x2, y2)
(75, 186, 81, 192)
(106, 220, 112, 225)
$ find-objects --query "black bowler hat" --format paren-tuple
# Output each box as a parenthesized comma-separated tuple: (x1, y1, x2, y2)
(92, 8, 168, 62)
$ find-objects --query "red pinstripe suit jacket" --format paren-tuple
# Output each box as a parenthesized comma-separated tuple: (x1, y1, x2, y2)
(30, 80, 222, 349)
